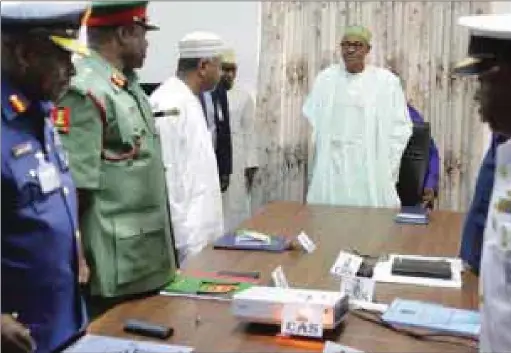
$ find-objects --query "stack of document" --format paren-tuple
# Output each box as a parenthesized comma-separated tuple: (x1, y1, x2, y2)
(381, 298, 480, 337)
(213, 229, 291, 252)
(394, 206, 429, 225)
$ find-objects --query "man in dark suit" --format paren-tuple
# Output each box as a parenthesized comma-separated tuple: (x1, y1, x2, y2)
(199, 79, 233, 192)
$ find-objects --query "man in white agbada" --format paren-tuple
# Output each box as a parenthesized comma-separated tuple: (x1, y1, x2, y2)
(303, 26, 412, 208)
(453, 14, 511, 353)
(149, 31, 224, 262)
(219, 49, 259, 232)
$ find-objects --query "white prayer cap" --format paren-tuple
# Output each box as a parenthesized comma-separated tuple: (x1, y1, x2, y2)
(221, 49, 237, 64)
(178, 31, 225, 59)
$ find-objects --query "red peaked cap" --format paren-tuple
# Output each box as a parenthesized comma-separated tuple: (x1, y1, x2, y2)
(86, 1, 158, 30)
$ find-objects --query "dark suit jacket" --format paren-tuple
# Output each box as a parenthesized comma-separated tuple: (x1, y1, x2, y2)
(199, 85, 233, 177)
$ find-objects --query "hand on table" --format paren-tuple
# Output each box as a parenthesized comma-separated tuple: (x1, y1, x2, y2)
(422, 188, 436, 209)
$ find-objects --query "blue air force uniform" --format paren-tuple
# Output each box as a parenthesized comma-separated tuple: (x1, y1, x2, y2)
(1, 2, 89, 352)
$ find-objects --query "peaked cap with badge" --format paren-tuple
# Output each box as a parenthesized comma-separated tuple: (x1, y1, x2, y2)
(453, 13, 511, 75)
(1, 1, 90, 56)
(56, 0, 176, 305)
(87, 0, 159, 30)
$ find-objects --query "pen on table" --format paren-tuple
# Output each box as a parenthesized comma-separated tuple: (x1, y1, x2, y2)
(216, 271, 261, 279)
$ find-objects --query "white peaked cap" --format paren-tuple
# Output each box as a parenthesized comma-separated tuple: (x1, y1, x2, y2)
(178, 31, 225, 59)
(458, 14, 511, 40)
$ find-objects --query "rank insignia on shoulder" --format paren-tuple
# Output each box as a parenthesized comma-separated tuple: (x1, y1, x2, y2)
(153, 107, 180, 118)
(8, 94, 27, 114)
(51, 107, 70, 134)
(11, 142, 33, 158)
(111, 73, 126, 88)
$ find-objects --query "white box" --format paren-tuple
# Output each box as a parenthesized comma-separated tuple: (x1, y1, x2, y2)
(231, 286, 349, 329)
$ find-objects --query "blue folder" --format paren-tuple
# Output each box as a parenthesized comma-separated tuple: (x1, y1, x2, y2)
(213, 234, 291, 252)
(381, 298, 480, 337)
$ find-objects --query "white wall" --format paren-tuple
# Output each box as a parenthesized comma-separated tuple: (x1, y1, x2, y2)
(139, 1, 261, 95)
(492, 1, 511, 12)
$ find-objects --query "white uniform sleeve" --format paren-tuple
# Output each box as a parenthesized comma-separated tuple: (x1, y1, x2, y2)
(154, 104, 193, 251)
(387, 76, 413, 183)
(241, 92, 259, 168)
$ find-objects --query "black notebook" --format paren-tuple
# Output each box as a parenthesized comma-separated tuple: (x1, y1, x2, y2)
(391, 257, 452, 280)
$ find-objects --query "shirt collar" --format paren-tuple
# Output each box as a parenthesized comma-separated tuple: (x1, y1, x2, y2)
(1, 78, 54, 121)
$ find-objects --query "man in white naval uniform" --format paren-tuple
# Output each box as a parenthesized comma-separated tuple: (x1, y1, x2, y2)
(454, 13, 511, 353)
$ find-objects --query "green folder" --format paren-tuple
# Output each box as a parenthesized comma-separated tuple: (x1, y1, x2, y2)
(160, 271, 257, 301)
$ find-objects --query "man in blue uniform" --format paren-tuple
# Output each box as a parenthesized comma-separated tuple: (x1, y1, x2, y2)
(1, 2, 89, 352)
(460, 134, 508, 274)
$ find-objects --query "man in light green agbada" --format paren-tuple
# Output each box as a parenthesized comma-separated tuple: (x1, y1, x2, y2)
(303, 25, 412, 208)
(56, 0, 177, 319)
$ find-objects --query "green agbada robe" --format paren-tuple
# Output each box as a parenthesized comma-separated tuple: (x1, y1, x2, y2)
(58, 50, 176, 297)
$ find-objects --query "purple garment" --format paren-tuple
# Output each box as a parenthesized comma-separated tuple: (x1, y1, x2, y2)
(407, 104, 440, 192)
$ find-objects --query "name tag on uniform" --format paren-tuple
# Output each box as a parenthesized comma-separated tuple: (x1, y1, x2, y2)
(36, 153, 61, 194)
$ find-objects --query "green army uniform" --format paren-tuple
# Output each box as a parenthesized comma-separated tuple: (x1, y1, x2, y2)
(57, 49, 176, 299)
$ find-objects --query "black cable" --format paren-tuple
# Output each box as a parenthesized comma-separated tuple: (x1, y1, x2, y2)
(349, 309, 478, 348)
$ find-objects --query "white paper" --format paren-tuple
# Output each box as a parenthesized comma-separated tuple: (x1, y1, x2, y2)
(330, 252, 364, 278)
(63, 334, 194, 353)
(349, 300, 389, 314)
(323, 341, 364, 353)
(373, 254, 463, 288)
(281, 304, 323, 338)
(297, 231, 317, 253)
(271, 265, 289, 288)
(235, 230, 271, 245)
(396, 212, 427, 220)
(340, 277, 375, 302)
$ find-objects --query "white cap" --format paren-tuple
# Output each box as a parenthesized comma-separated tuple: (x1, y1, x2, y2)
(221, 48, 236, 64)
(453, 14, 511, 75)
(458, 14, 511, 40)
(178, 31, 225, 59)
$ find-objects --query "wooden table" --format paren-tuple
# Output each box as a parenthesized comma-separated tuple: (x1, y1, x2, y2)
(90, 201, 478, 352)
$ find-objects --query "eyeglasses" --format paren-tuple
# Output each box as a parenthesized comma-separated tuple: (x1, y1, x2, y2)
(340, 41, 366, 50)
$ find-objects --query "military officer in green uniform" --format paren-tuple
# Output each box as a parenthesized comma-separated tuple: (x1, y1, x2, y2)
(56, 0, 176, 319)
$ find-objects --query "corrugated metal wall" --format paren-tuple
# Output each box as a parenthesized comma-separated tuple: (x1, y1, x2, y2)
(251, 1, 490, 212)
